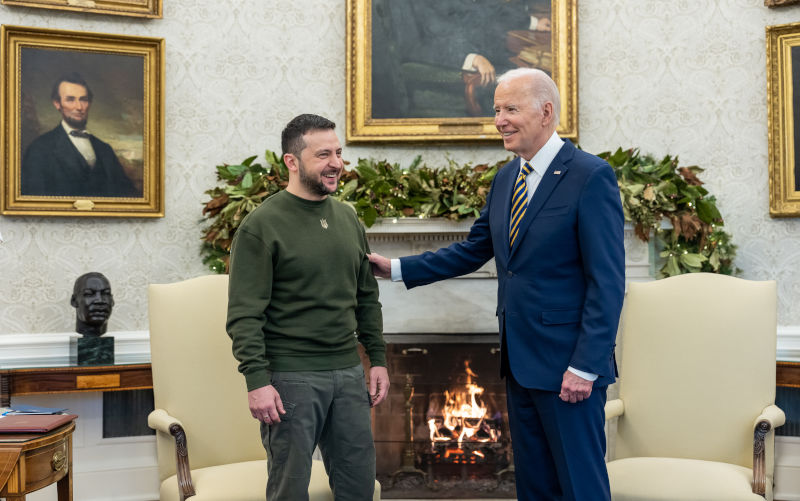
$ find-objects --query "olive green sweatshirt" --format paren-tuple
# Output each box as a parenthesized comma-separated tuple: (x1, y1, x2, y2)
(226, 190, 385, 392)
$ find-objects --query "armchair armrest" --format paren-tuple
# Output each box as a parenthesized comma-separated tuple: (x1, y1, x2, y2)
(605, 399, 624, 421)
(752, 404, 786, 497)
(148, 408, 181, 433)
(148, 409, 196, 501)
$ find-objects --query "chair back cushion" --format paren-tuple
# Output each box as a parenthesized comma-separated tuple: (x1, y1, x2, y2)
(614, 273, 777, 469)
(149, 275, 265, 481)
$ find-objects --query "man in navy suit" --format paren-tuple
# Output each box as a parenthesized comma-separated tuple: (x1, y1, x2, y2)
(369, 68, 625, 500)
(21, 73, 140, 198)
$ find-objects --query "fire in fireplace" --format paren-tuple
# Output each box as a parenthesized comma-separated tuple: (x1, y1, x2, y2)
(371, 335, 515, 499)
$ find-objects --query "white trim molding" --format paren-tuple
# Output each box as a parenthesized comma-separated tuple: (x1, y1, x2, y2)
(778, 326, 800, 362)
(776, 436, 800, 501)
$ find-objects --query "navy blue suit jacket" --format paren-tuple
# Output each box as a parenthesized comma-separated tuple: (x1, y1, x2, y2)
(400, 140, 625, 391)
(21, 125, 140, 198)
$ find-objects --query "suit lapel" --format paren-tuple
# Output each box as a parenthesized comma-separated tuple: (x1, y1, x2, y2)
(509, 140, 575, 257)
(54, 126, 91, 171)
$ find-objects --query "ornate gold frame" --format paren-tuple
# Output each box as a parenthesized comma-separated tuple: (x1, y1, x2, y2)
(345, 0, 577, 143)
(767, 21, 800, 217)
(1, 25, 165, 217)
(1, 0, 161, 18)
(765, 0, 800, 7)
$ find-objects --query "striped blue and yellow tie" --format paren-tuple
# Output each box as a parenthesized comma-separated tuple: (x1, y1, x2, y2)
(509, 161, 534, 248)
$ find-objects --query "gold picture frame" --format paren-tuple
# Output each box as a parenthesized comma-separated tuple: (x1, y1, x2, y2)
(765, 0, 800, 7)
(767, 21, 800, 217)
(1, 0, 161, 18)
(1, 25, 165, 217)
(346, 0, 577, 143)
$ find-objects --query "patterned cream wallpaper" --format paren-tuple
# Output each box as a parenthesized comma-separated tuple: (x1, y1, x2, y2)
(1, 0, 799, 334)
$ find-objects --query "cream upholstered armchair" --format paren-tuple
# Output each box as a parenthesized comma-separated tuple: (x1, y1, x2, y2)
(605, 273, 785, 501)
(148, 275, 381, 500)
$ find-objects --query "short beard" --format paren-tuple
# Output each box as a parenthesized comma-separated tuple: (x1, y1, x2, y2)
(63, 116, 87, 130)
(298, 160, 336, 197)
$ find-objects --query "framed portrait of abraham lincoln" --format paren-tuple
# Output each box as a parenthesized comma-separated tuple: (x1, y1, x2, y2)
(346, 0, 577, 143)
(1, 25, 164, 217)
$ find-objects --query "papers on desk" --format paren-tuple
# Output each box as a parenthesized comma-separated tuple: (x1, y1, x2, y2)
(0, 404, 68, 416)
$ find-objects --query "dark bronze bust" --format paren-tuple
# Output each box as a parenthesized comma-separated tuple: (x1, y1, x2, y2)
(70, 272, 116, 366)
(71, 272, 115, 337)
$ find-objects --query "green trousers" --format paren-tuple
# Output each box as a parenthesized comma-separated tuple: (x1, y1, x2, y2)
(260, 365, 376, 501)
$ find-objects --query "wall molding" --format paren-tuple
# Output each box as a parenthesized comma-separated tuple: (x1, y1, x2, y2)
(1, 326, 796, 363)
(778, 326, 800, 362)
(776, 436, 800, 501)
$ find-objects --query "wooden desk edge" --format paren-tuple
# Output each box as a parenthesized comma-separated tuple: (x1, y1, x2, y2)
(777, 361, 800, 388)
(0, 365, 152, 407)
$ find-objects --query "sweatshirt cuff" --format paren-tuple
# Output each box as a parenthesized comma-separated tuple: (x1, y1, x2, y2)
(244, 370, 271, 392)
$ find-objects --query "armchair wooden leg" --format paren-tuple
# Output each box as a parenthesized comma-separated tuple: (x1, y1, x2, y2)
(169, 423, 197, 501)
(752, 419, 772, 498)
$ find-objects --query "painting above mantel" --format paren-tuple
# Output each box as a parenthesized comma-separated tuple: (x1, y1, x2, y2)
(345, 0, 578, 142)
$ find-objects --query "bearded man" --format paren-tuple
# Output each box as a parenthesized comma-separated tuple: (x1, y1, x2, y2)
(226, 113, 389, 500)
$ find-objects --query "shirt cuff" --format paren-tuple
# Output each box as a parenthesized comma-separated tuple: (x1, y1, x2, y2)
(568, 366, 597, 381)
(390, 258, 403, 282)
(462, 53, 478, 71)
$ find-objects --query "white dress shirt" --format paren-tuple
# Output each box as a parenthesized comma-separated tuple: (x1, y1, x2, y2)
(62, 121, 97, 167)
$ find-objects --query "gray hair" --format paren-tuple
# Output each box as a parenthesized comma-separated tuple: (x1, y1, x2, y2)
(497, 68, 560, 126)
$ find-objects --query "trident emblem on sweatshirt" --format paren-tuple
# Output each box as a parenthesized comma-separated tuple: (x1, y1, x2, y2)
(320, 218, 328, 229)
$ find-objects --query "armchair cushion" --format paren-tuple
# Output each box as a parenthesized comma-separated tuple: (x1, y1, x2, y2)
(607, 457, 772, 501)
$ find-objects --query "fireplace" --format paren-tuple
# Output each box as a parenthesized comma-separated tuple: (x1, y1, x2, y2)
(373, 334, 515, 499)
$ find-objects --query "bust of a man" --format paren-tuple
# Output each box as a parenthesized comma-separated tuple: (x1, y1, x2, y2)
(70, 272, 114, 337)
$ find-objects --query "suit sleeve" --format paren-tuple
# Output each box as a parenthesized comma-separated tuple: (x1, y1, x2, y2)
(400, 178, 497, 288)
(570, 162, 625, 376)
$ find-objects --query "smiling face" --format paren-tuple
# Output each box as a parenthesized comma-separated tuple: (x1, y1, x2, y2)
(285, 129, 343, 200)
(493, 75, 555, 160)
(53, 82, 91, 129)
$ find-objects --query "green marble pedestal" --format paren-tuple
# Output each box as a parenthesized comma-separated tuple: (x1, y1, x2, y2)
(76, 336, 114, 366)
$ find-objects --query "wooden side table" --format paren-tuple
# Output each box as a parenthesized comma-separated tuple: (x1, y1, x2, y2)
(0, 364, 152, 407)
(0, 421, 75, 500)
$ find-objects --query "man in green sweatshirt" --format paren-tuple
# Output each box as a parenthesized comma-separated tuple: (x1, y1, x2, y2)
(226, 113, 388, 500)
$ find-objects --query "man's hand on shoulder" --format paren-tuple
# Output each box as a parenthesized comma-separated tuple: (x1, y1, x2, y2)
(368, 366, 390, 407)
(367, 253, 391, 279)
(248, 384, 285, 424)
